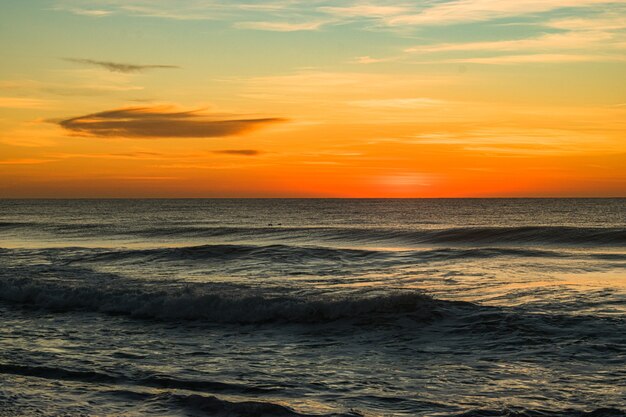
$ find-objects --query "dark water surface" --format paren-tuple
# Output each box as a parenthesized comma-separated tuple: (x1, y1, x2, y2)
(0, 199, 624, 416)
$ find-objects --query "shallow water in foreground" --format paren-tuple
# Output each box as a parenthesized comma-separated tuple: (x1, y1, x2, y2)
(0, 199, 624, 416)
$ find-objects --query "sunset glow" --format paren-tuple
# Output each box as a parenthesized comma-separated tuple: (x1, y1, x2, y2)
(1, 0, 625, 197)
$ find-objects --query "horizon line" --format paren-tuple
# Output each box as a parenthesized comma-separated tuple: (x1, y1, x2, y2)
(1, 196, 625, 200)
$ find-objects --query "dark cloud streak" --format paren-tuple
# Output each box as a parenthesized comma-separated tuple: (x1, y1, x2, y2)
(58, 106, 285, 138)
(213, 149, 261, 156)
(63, 58, 179, 73)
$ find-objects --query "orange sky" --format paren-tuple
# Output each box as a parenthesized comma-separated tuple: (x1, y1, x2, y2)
(1, 0, 625, 197)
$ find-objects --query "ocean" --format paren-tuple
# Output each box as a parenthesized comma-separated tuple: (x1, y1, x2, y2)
(0, 199, 624, 416)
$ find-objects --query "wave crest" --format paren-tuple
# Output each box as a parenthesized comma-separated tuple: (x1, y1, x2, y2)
(0, 275, 449, 324)
(4, 221, 626, 247)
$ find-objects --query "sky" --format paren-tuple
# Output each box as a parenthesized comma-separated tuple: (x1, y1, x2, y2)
(1, 0, 625, 197)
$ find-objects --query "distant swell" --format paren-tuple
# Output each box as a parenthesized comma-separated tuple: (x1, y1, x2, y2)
(305, 226, 626, 247)
(3, 221, 626, 247)
(65, 244, 569, 266)
(75, 243, 383, 264)
(415, 226, 626, 246)
(110, 225, 626, 247)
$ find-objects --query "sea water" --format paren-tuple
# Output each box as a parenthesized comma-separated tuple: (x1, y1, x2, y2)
(0, 199, 624, 416)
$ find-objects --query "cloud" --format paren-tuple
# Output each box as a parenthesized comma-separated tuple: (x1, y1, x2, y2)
(0, 158, 55, 165)
(446, 53, 626, 64)
(103, 176, 181, 181)
(406, 31, 615, 53)
(0, 79, 142, 97)
(546, 15, 626, 31)
(57, 106, 285, 138)
(56, 0, 626, 31)
(241, 71, 455, 104)
(48, 151, 168, 160)
(0, 97, 55, 109)
(65, 8, 112, 16)
(63, 58, 179, 73)
(319, 5, 409, 17)
(1, 71, 143, 97)
(391, 123, 625, 155)
(351, 55, 399, 64)
(43, 85, 144, 96)
(383, 0, 625, 26)
(350, 98, 445, 108)
(234, 20, 327, 31)
(399, 9, 626, 65)
(213, 149, 261, 156)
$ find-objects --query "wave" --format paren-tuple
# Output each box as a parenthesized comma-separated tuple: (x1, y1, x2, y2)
(108, 390, 362, 417)
(0, 275, 453, 324)
(0, 364, 358, 416)
(0, 221, 31, 229)
(0, 244, 573, 275)
(0, 363, 277, 395)
(0, 363, 118, 385)
(62, 244, 569, 266)
(316, 226, 626, 246)
(455, 407, 625, 417)
(3, 221, 626, 247)
(74, 243, 384, 264)
(2, 364, 623, 417)
(127, 225, 626, 247)
(6, 271, 621, 346)
(158, 392, 362, 417)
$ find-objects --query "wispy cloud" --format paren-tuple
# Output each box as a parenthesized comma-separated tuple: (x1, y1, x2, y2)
(389, 123, 626, 155)
(64, 8, 112, 16)
(213, 149, 261, 156)
(383, 0, 625, 26)
(351, 55, 399, 64)
(57, 105, 286, 138)
(0, 76, 142, 97)
(398, 6, 626, 65)
(0, 158, 55, 165)
(0, 97, 55, 109)
(446, 53, 626, 64)
(350, 98, 445, 108)
(319, 5, 409, 17)
(55, 0, 626, 31)
(546, 14, 626, 31)
(48, 151, 168, 161)
(234, 20, 327, 31)
(104, 176, 181, 181)
(63, 58, 179, 73)
(241, 70, 455, 104)
(406, 31, 615, 53)
(0, 80, 41, 90)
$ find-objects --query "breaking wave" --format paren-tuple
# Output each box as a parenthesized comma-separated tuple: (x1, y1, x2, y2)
(0, 274, 452, 324)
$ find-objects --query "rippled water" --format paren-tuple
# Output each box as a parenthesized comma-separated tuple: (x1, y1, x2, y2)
(0, 199, 624, 416)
